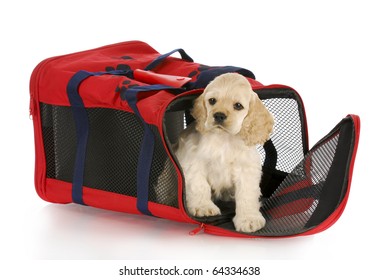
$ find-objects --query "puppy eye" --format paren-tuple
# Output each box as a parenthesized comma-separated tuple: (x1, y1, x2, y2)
(208, 98, 217, 105)
(234, 102, 244, 110)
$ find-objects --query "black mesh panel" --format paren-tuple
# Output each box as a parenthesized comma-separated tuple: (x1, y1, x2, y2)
(40, 103, 179, 208)
(84, 108, 142, 197)
(41, 104, 76, 181)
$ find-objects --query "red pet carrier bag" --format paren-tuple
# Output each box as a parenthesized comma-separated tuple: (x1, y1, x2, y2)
(30, 41, 360, 238)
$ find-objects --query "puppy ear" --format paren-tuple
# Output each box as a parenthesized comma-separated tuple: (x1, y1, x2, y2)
(239, 92, 274, 146)
(191, 94, 207, 133)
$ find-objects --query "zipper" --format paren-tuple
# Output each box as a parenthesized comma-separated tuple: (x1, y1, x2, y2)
(29, 56, 60, 119)
(29, 98, 35, 119)
(188, 214, 237, 236)
(29, 60, 46, 119)
(189, 223, 205, 235)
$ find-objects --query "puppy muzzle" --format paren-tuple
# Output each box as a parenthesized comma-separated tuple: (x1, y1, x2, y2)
(213, 112, 227, 124)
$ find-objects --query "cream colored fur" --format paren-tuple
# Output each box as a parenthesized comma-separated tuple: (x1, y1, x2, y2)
(174, 73, 274, 232)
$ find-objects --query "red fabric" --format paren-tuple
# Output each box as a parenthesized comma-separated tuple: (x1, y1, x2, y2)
(44, 179, 192, 223)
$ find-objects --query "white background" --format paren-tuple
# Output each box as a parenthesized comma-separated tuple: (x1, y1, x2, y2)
(1, 0, 376, 279)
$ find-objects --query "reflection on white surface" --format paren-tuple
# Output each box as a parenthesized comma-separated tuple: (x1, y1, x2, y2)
(25, 203, 317, 260)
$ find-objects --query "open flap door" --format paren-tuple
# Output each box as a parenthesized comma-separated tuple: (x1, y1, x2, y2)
(257, 115, 360, 237)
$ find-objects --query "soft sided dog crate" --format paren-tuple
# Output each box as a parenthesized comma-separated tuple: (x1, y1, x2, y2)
(30, 41, 360, 238)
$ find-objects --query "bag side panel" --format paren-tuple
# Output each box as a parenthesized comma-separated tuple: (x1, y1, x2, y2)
(38, 101, 190, 222)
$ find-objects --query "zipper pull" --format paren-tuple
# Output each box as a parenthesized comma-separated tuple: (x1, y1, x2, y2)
(29, 96, 35, 120)
(189, 223, 205, 236)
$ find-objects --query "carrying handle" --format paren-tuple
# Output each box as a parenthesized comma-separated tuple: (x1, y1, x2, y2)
(145, 48, 194, 71)
(120, 84, 180, 103)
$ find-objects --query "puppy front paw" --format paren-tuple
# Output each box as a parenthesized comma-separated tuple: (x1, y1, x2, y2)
(187, 201, 221, 217)
(233, 212, 266, 233)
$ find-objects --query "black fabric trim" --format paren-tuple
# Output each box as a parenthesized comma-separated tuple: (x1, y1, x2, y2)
(305, 117, 355, 227)
(263, 139, 277, 169)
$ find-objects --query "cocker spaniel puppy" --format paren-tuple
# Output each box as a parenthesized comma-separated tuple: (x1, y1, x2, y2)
(175, 73, 274, 232)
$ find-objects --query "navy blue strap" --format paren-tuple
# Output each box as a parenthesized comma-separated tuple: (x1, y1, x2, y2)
(145, 48, 193, 71)
(121, 84, 178, 215)
(66, 70, 94, 205)
(188, 66, 256, 89)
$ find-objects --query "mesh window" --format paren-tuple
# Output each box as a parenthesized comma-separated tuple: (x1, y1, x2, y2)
(257, 98, 304, 173)
(40, 103, 179, 208)
(41, 104, 76, 180)
(83, 108, 141, 196)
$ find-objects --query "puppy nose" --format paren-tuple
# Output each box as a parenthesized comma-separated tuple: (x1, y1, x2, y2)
(213, 112, 227, 123)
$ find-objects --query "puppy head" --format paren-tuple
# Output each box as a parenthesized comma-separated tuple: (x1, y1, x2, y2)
(192, 73, 274, 146)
